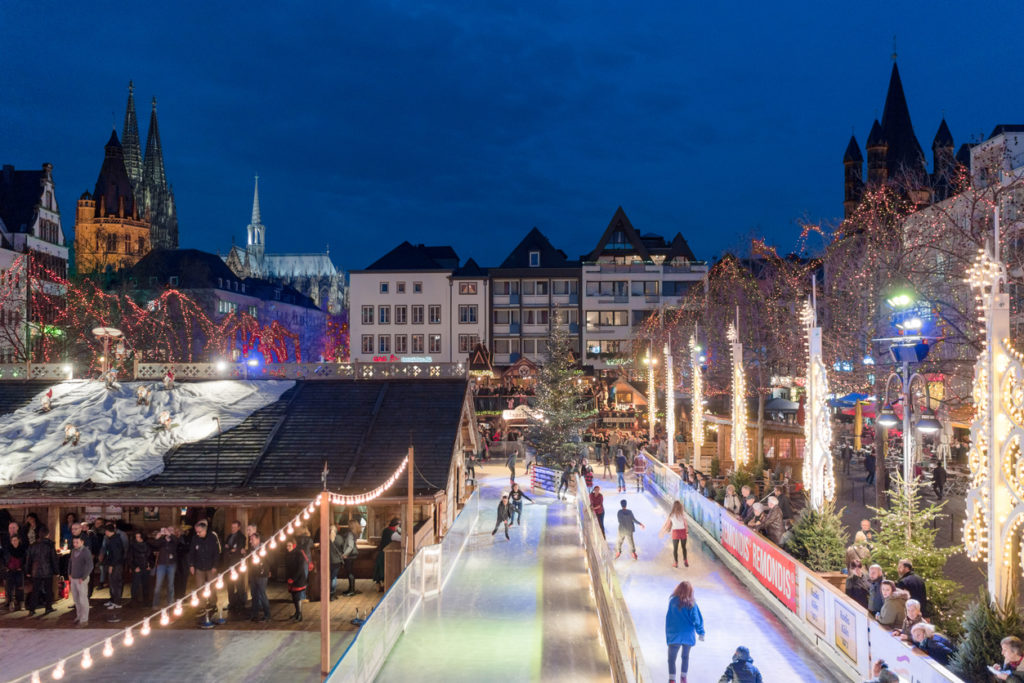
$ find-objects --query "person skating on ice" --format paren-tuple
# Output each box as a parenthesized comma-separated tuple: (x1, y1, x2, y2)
(615, 499, 644, 560)
(665, 580, 705, 683)
(615, 448, 628, 492)
(659, 500, 689, 568)
(492, 495, 513, 540)
(508, 483, 534, 525)
(557, 461, 574, 500)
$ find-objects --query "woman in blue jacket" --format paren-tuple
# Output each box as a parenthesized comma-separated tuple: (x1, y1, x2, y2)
(665, 580, 705, 683)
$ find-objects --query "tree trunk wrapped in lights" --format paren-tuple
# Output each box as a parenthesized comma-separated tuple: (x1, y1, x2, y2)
(690, 332, 704, 468)
(963, 244, 1018, 605)
(728, 323, 749, 468)
(664, 337, 675, 465)
(647, 344, 657, 443)
(801, 300, 835, 511)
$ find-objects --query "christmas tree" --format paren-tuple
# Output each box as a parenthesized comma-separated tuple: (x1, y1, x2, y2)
(868, 473, 961, 630)
(784, 497, 847, 572)
(951, 588, 1024, 681)
(526, 319, 591, 466)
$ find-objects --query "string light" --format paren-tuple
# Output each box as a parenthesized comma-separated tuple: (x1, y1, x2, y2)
(102, 640, 114, 658)
(190, 593, 200, 607)
(80, 650, 92, 670)
(215, 576, 224, 590)
(159, 610, 170, 626)
(123, 628, 134, 647)
(802, 300, 835, 510)
(51, 661, 65, 680)
(728, 323, 750, 467)
(173, 601, 183, 616)
(140, 619, 151, 636)
(690, 333, 704, 466)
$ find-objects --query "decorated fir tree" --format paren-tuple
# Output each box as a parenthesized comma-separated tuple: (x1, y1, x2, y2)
(951, 588, 1024, 680)
(868, 473, 961, 629)
(784, 498, 847, 572)
(526, 320, 591, 466)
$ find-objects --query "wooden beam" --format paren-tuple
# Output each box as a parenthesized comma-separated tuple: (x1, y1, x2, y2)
(319, 490, 330, 680)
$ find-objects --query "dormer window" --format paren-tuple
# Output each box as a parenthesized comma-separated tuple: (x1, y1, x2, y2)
(218, 278, 223, 288)
(529, 251, 540, 267)
(169, 276, 179, 286)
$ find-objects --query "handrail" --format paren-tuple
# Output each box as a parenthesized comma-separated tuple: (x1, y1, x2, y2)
(574, 474, 649, 683)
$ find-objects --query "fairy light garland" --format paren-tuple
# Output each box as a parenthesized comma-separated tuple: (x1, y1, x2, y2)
(728, 323, 749, 468)
(664, 340, 675, 466)
(16, 457, 411, 683)
(689, 333, 704, 467)
(801, 300, 835, 510)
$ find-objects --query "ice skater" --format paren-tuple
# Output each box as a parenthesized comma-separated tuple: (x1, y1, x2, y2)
(506, 451, 517, 483)
(717, 646, 763, 683)
(590, 486, 606, 538)
(665, 580, 704, 683)
(557, 461, 574, 500)
(615, 448, 628, 492)
(659, 500, 689, 568)
(491, 495, 513, 540)
(615, 499, 644, 560)
(508, 483, 534, 525)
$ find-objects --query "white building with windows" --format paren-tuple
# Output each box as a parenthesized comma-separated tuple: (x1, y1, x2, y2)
(349, 242, 488, 363)
(581, 207, 707, 371)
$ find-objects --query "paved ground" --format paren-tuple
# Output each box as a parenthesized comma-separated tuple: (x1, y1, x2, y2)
(591, 474, 842, 682)
(835, 456, 985, 596)
(376, 465, 612, 682)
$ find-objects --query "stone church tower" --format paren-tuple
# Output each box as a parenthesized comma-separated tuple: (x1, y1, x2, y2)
(121, 82, 178, 250)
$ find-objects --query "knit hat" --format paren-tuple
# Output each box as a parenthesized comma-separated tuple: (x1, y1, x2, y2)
(734, 646, 751, 661)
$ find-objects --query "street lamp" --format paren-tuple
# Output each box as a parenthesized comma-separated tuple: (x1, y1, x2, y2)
(878, 358, 937, 488)
(876, 404, 899, 428)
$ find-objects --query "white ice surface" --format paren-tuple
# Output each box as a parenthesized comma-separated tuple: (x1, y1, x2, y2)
(0, 379, 294, 485)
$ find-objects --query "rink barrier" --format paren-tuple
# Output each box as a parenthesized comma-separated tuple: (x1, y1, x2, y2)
(636, 453, 965, 683)
(327, 490, 481, 682)
(575, 474, 649, 683)
(134, 361, 468, 380)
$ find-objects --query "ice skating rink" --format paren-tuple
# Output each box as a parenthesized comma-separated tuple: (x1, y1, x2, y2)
(376, 467, 612, 682)
(600, 474, 842, 682)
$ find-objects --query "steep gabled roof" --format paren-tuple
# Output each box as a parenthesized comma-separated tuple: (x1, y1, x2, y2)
(584, 206, 652, 262)
(453, 257, 487, 277)
(665, 232, 697, 262)
(955, 143, 973, 170)
(365, 241, 460, 271)
(879, 63, 926, 177)
(93, 129, 136, 218)
(127, 248, 241, 289)
(844, 135, 863, 163)
(988, 124, 1024, 138)
(866, 120, 886, 148)
(497, 227, 573, 269)
(0, 165, 47, 234)
(932, 118, 954, 148)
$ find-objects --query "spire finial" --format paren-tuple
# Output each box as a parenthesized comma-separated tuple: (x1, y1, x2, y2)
(151, 96, 157, 112)
(891, 35, 897, 62)
(129, 80, 134, 95)
(251, 175, 262, 226)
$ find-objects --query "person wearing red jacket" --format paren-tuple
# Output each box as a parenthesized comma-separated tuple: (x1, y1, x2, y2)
(590, 486, 606, 538)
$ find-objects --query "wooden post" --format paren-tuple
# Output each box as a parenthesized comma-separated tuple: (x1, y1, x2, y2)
(407, 446, 415, 566)
(319, 490, 330, 680)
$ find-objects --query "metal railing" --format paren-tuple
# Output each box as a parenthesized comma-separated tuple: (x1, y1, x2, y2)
(327, 491, 481, 682)
(0, 363, 73, 380)
(574, 474, 649, 683)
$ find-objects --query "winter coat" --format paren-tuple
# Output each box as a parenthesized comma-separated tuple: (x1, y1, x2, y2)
(845, 574, 871, 610)
(718, 655, 763, 683)
(876, 589, 909, 629)
(912, 634, 954, 665)
(868, 576, 885, 613)
(723, 493, 742, 515)
(129, 539, 151, 571)
(896, 571, 927, 608)
(377, 525, 400, 551)
(222, 530, 246, 566)
(1001, 658, 1024, 683)
(328, 530, 345, 565)
(148, 536, 178, 566)
(615, 454, 627, 473)
(777, 494, 793, 519)
(665, 598, 704, 646)
(495, 501, 512, 524)
(617, 509, 640, 533)
(26, 538, 58, 578)
(845, 543, 870, 568)
(900, 612, 924, 635)
(590, 492, 604, 515)
(285, 548, 309, 592)
(68, 546, 93, 580)
(101, 534, 125, 568)
(756, 505, 785, 544)
(338, 530, 359, 559)
(188, 532, 221, 571)
(509, 488, 532, 504)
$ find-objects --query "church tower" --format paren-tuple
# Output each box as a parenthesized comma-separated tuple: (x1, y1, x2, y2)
(865, 119, 888, 186)
(136, 95, 178, 250)
(122, 82, 143, 191)
(843, 134, 863, 218)
(931, 118, 956, 201)
(246, 175, 266, 266)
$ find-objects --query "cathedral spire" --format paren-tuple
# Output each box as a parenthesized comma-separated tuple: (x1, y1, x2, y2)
(879, 62, 926, 181)
(122, 81, 143, 189)
(251, 175, 262, 226)
(142, 96, 167, 191)
(246, 175, 266, 263)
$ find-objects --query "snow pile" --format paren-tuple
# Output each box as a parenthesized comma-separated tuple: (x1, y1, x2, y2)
(0, 379, 294, 485)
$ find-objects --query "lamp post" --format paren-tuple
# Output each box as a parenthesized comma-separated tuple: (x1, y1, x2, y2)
(877, 361, 939, 492)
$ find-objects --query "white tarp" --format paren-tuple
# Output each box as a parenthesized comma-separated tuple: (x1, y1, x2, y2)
(0, 379, 294, 485)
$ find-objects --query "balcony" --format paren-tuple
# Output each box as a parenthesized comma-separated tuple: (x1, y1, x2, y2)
(590, 295, 629, 304)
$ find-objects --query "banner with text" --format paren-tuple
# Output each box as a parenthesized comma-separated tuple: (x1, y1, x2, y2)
(719, 511, 799, 613)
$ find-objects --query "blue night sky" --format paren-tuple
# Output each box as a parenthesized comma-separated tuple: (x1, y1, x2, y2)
(2, 1, 1022, 270)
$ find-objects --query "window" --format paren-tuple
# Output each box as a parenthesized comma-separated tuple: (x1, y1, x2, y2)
(428, 305, 442, 324)
(395, 335, 408, 354)
(552, 280, 577, 295)
(378, 305, 390, 324)
(124, 235, 132, 254)
(380, 282, 389, 294)
(662, 281, 692, 297)
(395, 305, 407, 324)
(632, 309, 656, 326)
(361, 335, 374, 354)
(630, 281, 659, 297)
(413, 282, 423, 293)
(459, 334, 479, 353)
(493, 338, 521, 354)
(412, 305, 424, 324)
(524, 309, 549, 325)
(458, 304, 477, 324)
(378, 335, 391, 354)
(411, 334, 424, 354)
(586, 280, 628, 297)
(218, 278, 223, 289)
(459, 282, 478, 295)
(586, 310, 628, 329)
(529, 251, 540, 267)
(106, 234, 117, 252)
(534, 280, 548, 295)
(494, 280, 519, 295)
(493, 309, 520, 325)
(428, 334, 442, 354)
(608, 230, 630, 249)
(554, 308, 578, 325)
(248, 306, 258, 318)
(217, 300, 239, 315)
(588, 339, 621, 355)
(522, 280, 534, 295)
(169, 276, 179, 287)
(361, 306, 374, 325)
(397, 282, 406, 293)
(137, 237, 146, 254)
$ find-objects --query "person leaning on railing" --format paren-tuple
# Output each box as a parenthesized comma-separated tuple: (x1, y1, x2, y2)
(908, 623, 954, 666)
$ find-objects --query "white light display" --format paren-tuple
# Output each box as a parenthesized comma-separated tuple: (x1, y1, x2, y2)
(665, 339, 675, 465)
(690, 333, 704, 468)
(801, 301, 834, 511)
(728, 323, 749, 468)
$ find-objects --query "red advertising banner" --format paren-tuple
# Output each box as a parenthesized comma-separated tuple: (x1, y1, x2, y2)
(719, 512, 799, 613)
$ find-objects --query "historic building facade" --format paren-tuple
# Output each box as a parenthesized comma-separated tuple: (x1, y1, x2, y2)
(0, 163, 70, 361)
(73, 130, 152, 274)
(843, 62, 973, 218)
(121, 82, 178, 250)
(224, 177, 346, 315)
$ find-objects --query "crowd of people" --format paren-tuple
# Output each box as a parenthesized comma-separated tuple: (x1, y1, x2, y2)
(0, 509, 388, 628)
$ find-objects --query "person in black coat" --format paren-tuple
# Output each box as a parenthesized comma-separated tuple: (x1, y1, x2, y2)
(129, 531, 152, 606)
(284, 539, 309, 622)
(845, 562, 871, 610)
(372, 518, 401, 593)
(25, 526, 58, 615)
(909, 623, 954, 665)
(492, 495, 513, 540)
(718, 645, 763, 682)
(895, 559, 927, 612)
(222, 521, 247, 611)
